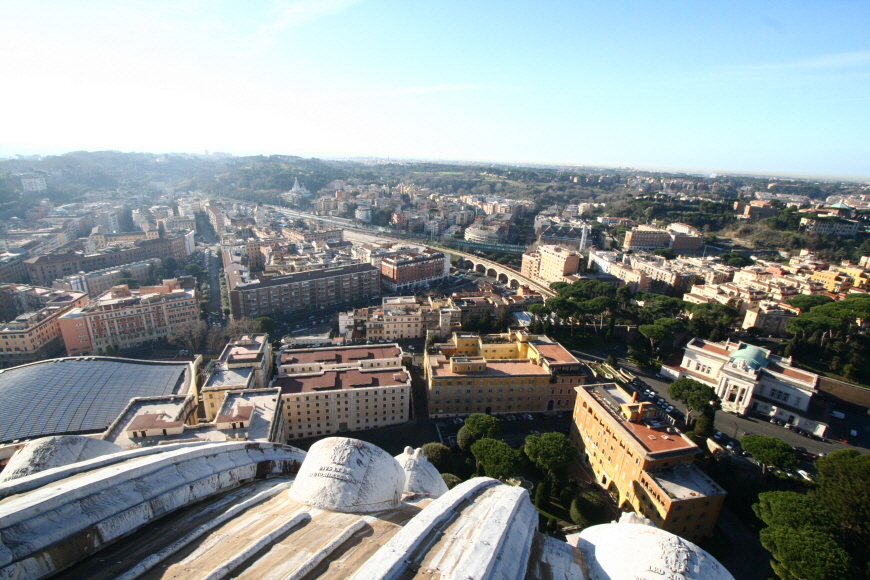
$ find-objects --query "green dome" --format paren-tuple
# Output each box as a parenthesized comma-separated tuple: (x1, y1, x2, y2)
(729, 344, 769, 370)
(829, 203, 853, 210)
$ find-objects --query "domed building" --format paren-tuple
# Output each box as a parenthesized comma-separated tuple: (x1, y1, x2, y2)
(0, 436, 733, 580)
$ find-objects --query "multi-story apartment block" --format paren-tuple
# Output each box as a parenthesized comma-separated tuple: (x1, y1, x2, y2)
(24, 232, 193, 286)
(380, 249, 449, 292)
(52, 259, 160, 297)
(521, 245, 582, 285)
(285, 228, 343, 244)
(570, 383, 725, 542)
(201, 334, 274, 421)
(799, 217, 860, 237)
(58, 279, 199, 356)
(628, 255, 698, 293)
(338, 297, 457, 342)
(809, 269, 854, 293)
(734, 200, 779, 220)
(660, 337, 826, 435)
(0, 288, 88, 368)
(623, 226, 671, 251)
(228, 263, 380, 319)
(426, 330, 585, 417)
(587, 251, 651, 292)
(269, 344, 409, 439)
(206, 205, 227, 234)
(741, 301, 800, 335)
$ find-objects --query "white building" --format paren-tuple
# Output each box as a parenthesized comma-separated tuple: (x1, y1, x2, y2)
(660, 338, 827, 435)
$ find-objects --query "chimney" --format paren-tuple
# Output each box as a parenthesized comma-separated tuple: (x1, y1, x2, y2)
(631, 391, 638, 403)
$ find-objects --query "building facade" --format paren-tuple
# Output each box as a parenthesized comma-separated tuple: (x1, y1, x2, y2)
(228, 263, 380, 319)
(571, 383, 725, 542)
(426, 330, 585, 417)
(0, 289, 88, 368)
(270, 344, 410, 439)
(380, 249, 450, 292)
(660, 338, 826, 435)
(58, 280, 199, 356)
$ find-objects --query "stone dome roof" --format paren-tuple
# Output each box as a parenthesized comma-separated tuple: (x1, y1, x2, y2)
(394, 446, 449, 498)
(288, 437, 405, 513)
(575, 516, 735, 580)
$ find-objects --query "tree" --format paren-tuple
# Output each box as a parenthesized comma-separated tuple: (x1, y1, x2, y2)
(693, 413, 713, 439)
(470, 438, 520, 479)
(569, 490, 608, 528)
(605, 353, 617, 367)
(422, 442, 454, 474)
(668, 378, 720, 420)
(753, 491, 836, 533)
(463, 414, 501, 439)
(739, 434, 799, 474)
(638, 324, 670, 354)
(456, 425, 476, 452)
(184, 264, 203, 278)
(787, 294, 834, 313)
(163, 257, 179, 274)
(524, 432, 578, 476)
(759, 526, 852, 580)
(252, 316, 277, 336)
(441, 473, 462, 489)
(425, 334, 438, 349)
(115, 277, 140, 289)
(813, 449, 870, 550)
(171, 320, 208, 354)
(534, 478, 550, 510)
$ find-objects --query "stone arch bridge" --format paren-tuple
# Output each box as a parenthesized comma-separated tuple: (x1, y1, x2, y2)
(439, 248, 555, 298)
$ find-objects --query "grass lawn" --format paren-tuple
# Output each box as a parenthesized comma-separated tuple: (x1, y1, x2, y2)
(536, 494, 573, 526)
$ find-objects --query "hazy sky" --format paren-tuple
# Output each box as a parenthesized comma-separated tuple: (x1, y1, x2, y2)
(2, 1, 869, 179)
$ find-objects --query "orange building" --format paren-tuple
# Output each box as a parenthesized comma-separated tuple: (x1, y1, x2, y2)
(571, 383, 725, 542)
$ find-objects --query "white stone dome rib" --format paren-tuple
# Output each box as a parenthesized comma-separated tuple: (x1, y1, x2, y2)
(0, 441, 306, 579)
(289, 437, 405, 513)
(0, 435, 123, 483)
(394, 446, 449, 498)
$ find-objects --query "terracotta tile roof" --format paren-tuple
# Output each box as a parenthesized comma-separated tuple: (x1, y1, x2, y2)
(279, 345, 400, 365)
(430, 360, 549, 378)
(273, 368, 409, 394)
(767, 362, 815, 384)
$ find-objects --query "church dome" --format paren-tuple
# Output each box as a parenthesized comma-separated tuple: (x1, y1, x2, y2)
(394, 446, 449, 498)
(288, 437, 404, 513)
(729, 344, 769, 370)
(575, 517, 735, 580)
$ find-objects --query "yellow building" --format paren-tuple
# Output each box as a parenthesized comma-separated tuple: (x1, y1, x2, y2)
(570, 383, 725, 542)
(426, 330, 585, 417)
(809, 269, 853, 293)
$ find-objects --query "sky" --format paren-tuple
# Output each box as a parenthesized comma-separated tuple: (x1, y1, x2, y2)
(1, 1, 869, 179)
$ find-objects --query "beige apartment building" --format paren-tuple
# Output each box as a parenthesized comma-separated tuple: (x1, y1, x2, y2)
(269, 344, 410, 439)
(426, 330, 585, 417)
(623, 225, 671, 251)
(58, 279, 199, 356)
(571, 383, 725, 542)
(521, 245, 582, 285)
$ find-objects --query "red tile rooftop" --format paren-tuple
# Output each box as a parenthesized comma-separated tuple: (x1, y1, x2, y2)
(531, 341, 578, 365)
(692, 339, 733, 357)
(768, 362, 816, 383)
(126, 413, 183, 431)
(430, 359, 548, 378)
(272, 368, 409, 394)
(279, 344, 401, 365)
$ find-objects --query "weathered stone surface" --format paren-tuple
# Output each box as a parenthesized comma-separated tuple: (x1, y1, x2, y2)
(288, 437, 404, 513)
(394, 446, 449, 498)
(0, 436, 123, 483)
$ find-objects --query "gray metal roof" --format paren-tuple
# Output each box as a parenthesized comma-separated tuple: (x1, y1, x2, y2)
(0, 358, 190, 443)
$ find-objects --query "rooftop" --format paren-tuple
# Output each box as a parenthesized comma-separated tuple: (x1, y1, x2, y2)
(649, 464, 726, 500)
(0, 357, 191, 444)
(279, 344, 401, 366)
(272, 367, 410, 394)
(430, 357, 549, 378)
(586, 384, 698, 456)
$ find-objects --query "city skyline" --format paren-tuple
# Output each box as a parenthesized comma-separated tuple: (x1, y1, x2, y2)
(2, 1, 869, 179)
